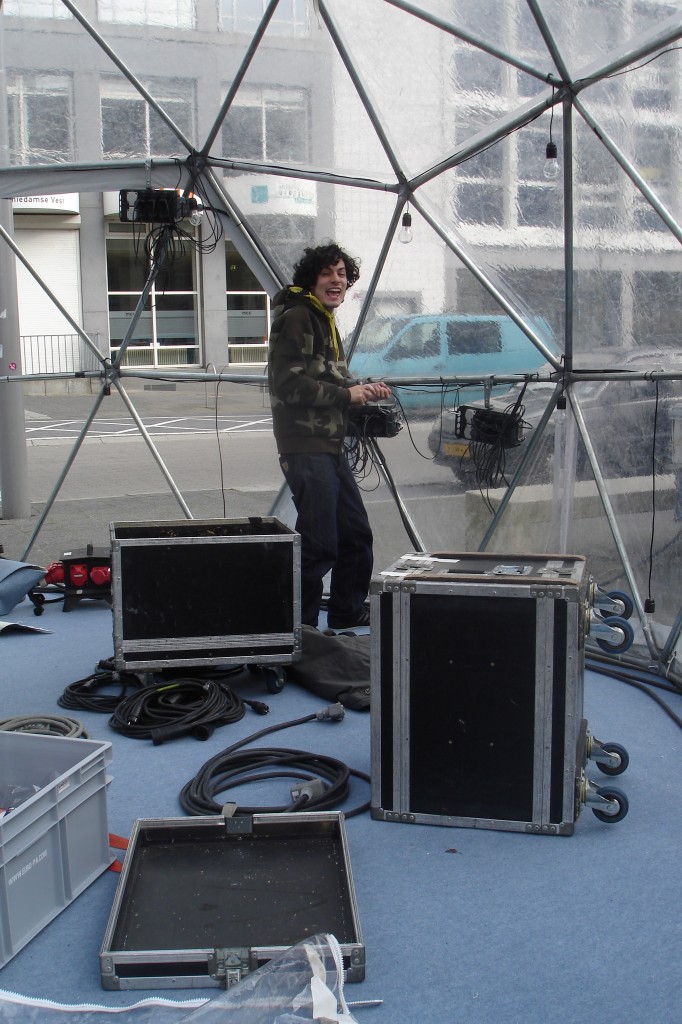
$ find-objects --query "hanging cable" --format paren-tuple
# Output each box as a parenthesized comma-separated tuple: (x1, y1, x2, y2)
(645, 380, 660, 613)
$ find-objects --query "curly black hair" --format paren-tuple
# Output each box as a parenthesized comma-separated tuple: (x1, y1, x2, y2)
(292, 243, 361, 290)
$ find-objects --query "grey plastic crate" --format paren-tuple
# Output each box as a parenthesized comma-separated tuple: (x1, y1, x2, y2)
(0, 731, 113, 967)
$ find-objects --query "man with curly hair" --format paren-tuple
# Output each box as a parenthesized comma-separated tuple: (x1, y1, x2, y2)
(268, 242, 391, 629)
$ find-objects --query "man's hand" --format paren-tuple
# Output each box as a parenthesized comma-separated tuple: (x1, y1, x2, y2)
(348, 382, 392, 405)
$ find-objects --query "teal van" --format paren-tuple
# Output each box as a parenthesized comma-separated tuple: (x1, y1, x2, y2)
(348, 314, 550, 411)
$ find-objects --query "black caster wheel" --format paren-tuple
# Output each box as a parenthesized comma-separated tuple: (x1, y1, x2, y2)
(592, 785, 629, 823)
(596, 615, 635, 655)
(597, 741, 629, 776)
(262, 667, 285, 694)
(606, 590, 634, 620)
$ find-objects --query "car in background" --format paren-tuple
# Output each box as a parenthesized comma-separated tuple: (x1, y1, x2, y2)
(427, 349, 682, 489)
(348, 313, 551, 413)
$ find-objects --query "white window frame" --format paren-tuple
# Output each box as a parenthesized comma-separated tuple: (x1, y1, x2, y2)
(221, 85, 310, 163)
(3, 0, 70, 17)
(97, 0, 196, 29)
(106, 228, 201, 369)
(219, 0, 309, 38)
(100, 76, 196, 160)
(7, 70, 74, 164)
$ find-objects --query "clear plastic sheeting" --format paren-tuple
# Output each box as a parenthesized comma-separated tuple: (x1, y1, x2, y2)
(0, 993, 206, 1024)
(2, 0, 682, 671)
(0, 934, 360, 1024)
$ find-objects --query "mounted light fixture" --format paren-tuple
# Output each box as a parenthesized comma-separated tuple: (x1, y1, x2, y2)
(398, 207, 413, 244)
(544, 140, 560, 181)
(544, 89, 560, 183)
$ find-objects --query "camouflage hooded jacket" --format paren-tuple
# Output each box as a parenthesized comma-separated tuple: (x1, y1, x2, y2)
(267, 286, 352, 455)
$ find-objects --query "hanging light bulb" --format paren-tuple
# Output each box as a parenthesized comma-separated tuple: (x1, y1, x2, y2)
(189, 206, 204, 228)
(543, 141, 560, 182)
(398, 209, 413, 244)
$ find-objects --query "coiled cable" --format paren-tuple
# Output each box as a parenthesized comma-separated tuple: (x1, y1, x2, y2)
(58, 667, 144, 714)
(108, 675, 265, 745)
(0, 715, 89, 738)
(179, 704, 370, 818)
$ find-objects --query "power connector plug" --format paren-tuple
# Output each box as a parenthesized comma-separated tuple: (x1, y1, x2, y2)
(316, 703, 345, 722)
(291, 778, 326, 803)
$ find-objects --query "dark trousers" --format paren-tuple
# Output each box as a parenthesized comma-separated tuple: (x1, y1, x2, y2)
(279, 451, 374, 627)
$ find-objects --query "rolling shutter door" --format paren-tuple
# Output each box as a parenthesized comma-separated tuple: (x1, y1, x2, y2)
(13, 228, 82, 335)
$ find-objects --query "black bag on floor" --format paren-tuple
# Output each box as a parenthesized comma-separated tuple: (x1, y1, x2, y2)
(287, 625, 371, 710)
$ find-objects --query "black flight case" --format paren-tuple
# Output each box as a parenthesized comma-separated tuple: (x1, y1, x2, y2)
(100, 812, 364, 990)
(110, 517, 301, 688)
(370, 551, 629, 836)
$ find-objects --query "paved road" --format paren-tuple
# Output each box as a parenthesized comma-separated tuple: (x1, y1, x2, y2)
(5, 384, 458, 570)
(25, 413, 274, 443)
(6, 386, 681, 631)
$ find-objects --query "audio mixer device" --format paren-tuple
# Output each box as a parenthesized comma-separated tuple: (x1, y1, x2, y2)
(452, 401, 525, 448)
(346, 397, 403, 439)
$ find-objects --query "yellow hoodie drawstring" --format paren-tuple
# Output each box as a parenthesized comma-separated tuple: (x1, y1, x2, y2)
(290, 287, 341, 360)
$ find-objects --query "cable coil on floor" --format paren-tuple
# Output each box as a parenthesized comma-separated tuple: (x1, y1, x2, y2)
(109, 675, 256, 745)
(58, 665, 144, 715)
(179, 706, 371, 818)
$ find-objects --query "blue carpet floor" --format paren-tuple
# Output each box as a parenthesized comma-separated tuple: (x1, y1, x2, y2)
(1, 593, 680, 1024)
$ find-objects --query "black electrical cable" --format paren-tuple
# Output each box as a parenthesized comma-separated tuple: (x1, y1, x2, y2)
(647, 380, 660, 607)
(58, 668, 144, 714)
(179, 704, 371, 818)
(587, 657, 682, 730)
(109, 676, 257, 745)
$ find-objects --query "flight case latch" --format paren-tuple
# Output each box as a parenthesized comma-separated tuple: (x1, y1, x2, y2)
(209, 948, 251, 987)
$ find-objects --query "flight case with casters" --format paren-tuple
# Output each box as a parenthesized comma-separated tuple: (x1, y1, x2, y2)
(370, 552, 629, 836)
(99, 812, 364, 990)
(110, 517, 301, 692)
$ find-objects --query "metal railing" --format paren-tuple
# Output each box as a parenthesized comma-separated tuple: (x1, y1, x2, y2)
(227, 342, 268, 364)
(110, 345, 201, 367)
(20, 333, 267, 372)
(20, 334, 103, 375)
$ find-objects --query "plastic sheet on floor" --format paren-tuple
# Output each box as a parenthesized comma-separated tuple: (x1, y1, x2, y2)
(0, 934, 359, 1024)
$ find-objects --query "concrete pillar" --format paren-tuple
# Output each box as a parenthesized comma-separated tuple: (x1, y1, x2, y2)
(0, 5, 30, 522)
(0, 201, 30, 521)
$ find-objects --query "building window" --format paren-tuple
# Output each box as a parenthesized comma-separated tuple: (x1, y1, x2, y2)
(225, 243, 270, 363)
(3, 0, 70, 17)
(633, 271, 682, 348)
(106, 231, 200, 367)
(6, 71, 74, 164)
(516, 125, 563, 229)
(101, 77, 196, 159)
(632, 123, 674, 232)
(97, 0, 196, 29)
(219, 0, 309, 37)
(222, 86, 309, 164)
(452, 140, 506, 226)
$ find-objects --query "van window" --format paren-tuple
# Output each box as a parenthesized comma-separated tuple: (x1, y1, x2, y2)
(360, 317, 410, 352)
(447, 319, 502, 355)
(389, 320, 440, 359)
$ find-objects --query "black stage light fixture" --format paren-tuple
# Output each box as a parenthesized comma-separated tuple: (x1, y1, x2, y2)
(119, 188, 198, 225)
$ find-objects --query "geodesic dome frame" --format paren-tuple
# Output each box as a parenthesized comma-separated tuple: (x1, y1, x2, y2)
(1, 0, 681, 680)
